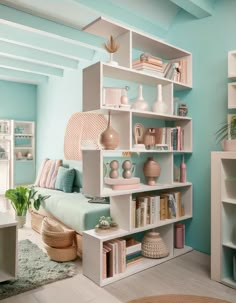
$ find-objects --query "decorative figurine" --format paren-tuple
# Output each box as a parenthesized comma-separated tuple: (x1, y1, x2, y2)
(122, 160, 133, 178)
(109, 160, 119, 178)
(103, 35, 120, 66)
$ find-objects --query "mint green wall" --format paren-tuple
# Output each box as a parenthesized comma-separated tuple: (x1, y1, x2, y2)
(166, 0, 236, 254)
(37, 66, 85, 166)
(0, 80, 37, 120)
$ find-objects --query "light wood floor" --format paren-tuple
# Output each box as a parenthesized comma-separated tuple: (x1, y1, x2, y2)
(0, 203, 236, 303)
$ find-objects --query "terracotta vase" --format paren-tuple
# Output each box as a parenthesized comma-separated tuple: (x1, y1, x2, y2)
(143, 157, 161, 185)
(100, 111, 119, 150)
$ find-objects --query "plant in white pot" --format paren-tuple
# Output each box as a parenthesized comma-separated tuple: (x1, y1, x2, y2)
(216, 115, 236, 151)
(5, 186, 50, 228)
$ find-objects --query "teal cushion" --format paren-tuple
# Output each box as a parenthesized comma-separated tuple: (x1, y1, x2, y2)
(73, 169, 83, 192)
(55, 167, 75, 193)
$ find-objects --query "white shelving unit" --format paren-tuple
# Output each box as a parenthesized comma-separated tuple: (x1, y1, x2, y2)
(10, 120, 35, 187)
(82, 17, 193, 286)
(211, 152, 236, 289)
(0, 212, 17, 282)
(0, 120, 11, 195)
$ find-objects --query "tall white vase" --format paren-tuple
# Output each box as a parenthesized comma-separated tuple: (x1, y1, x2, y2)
(131, 85, 149, 111)
(152, 84, 168, 114)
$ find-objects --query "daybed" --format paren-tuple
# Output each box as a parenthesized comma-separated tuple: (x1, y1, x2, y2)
(31, 112, 110, 257)
(31, 160, 110, 257)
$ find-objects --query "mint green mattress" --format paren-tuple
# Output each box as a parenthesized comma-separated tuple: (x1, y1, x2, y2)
(35, 187, 110, 234)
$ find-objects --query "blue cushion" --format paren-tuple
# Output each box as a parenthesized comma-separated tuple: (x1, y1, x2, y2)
(55, 167, 75, 193)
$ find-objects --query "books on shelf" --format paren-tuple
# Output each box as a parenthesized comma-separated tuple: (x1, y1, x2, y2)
(103, 238, 126, 279)
(144, 126, 184, 151)
(132, 53, 188, 84)
(131, 192, 184, 228)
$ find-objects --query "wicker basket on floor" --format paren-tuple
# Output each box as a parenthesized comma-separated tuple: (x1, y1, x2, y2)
(44, 243, 77, 262)
(41, 217, 75, 248)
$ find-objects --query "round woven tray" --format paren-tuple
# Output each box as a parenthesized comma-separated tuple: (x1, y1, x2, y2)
(127, 294, 231, 303)
(44, 243, 77, 262)
(41, 218, 75, 248)
(142, 232, 169, 259)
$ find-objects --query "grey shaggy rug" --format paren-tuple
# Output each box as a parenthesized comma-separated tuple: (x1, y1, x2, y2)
(0, 239, 78, 300)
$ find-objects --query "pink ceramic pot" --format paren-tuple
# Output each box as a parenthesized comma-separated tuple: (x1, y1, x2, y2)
(143, 157, 161, 186)
(221, 140, 236, 151)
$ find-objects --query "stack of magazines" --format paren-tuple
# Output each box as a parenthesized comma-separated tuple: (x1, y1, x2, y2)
(132, 53, 164, 78)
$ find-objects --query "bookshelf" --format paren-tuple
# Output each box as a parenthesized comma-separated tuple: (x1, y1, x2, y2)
(211, 152, 236, 289)
(10, 120, 35, 187)
(82, 17, 193, 286)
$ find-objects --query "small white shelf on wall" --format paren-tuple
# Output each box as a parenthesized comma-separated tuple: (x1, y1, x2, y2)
(82, 16, 193, 286)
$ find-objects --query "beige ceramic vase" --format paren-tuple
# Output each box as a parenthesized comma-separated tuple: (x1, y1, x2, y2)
(100, 111, 119, 150)
(143, 157, 161, 185)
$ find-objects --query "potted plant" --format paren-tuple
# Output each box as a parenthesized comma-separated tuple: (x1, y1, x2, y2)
(216, 115, 236, 151)
(5, 186, 50, 228)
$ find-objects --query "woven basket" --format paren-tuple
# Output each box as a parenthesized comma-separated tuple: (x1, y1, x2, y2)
(44, 243, 77, 262)
(31, 211, 45, 234)
(142, 231, 169, 259)
(41, 217, 75, 248)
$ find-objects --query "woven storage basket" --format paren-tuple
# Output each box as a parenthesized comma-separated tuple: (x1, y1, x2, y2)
(142, 232, 169, 259)
(41, 217, 75, 248)
(44, 243, 77, 262)
(31, 211, 45, 234)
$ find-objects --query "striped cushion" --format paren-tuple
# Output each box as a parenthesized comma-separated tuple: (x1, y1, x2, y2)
(35, 159, 62, 189)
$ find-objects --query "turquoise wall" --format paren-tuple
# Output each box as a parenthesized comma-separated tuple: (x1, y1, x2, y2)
(0, 80, 37, 121)
(35, 0, 236, 254)
(166, 0, 236, 253)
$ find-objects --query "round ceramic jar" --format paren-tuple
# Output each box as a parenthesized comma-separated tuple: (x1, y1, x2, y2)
(178, 103, 188, 116)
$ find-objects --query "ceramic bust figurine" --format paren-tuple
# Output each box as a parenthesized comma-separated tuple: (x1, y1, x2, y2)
(109, 160, 119, 178)
(122, 160, 132, 178)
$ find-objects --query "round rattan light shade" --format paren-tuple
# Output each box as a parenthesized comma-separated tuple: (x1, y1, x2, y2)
(127, 294, 231, 303)
(142, 232, 169, 259)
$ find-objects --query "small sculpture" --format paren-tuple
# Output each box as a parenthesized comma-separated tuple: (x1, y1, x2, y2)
(109, 160, 119, 178)
(143, 157, 161, 185)
(133, 123, 145, 149)
(122, 160, 133, 179)
(103, 35, 120, 66)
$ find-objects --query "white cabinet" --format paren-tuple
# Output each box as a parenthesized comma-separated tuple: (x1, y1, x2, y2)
(211, 152, 236, 289)
(11, 120, 35, 187)
(0, 213, 17, 282)
(82, 17, 193, 286)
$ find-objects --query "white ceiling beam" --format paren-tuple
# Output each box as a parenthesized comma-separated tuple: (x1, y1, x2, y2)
(0, 67, 48, 84)
(0, 21, 96, 61)
(0, 55, 63, 77)
(0, 4, 105, 51)
(74, 0, 168, 37)
(0, 40, 78, 69)
(170, 0, 214, 18)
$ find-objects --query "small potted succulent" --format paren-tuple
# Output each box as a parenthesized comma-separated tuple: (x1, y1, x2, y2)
(95, 216, 118, 233)
(216, 115, 236, 151)
(5, 186, 50, 228)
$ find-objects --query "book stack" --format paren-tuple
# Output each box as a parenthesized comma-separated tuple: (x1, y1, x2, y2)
(155, 126, 184, 151)
(132, 53, 164, 78)
(160, 191, 184, 220)
(103, 238, 126, 279)
(125, 238, 143, 267)
(163, 59, 187, 84)
(131, 195, 161, 228)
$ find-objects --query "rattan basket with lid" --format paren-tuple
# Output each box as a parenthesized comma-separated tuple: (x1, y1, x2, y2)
(141, 231, 169, 259)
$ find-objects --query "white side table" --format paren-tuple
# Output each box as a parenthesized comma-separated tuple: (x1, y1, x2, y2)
(0, 212, 17, 282)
